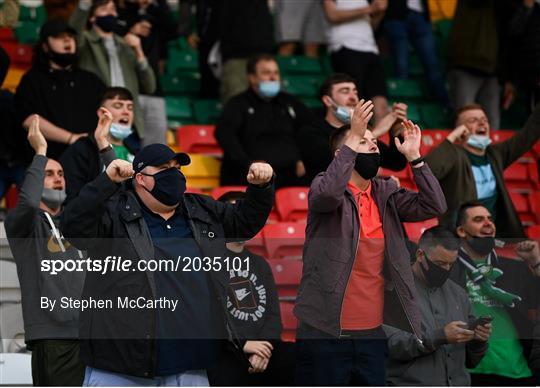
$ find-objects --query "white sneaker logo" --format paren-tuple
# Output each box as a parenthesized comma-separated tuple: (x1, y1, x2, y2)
(235, 288, 250, 301)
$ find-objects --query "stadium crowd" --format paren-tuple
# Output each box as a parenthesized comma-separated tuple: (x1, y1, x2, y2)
(1, 0, 540, 386)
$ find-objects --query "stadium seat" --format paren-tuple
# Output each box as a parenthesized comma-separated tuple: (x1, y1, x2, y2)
(301, 98, 323, 109)
(420, 103, 451, 129)
(503, 162, 540, 192)
(267, 259, 302, 301)
(192, 99, 222, 124)
(527, 225, 540, 239)
(176, 125, 222, 155)
(420, 129, 450, 156)
(509, 192, 535, 226)
(528, 191, 540, 224)
(19, 4, 46, 23)
(279, 302, 297, 342)
(491, 130, 536, 161)
(276, 55, 323, 75)
(182, 154, 221, 189)
(165, 96, 194, 127)
(275, 187, 309, 222)
(0, 28, 15, 42)
(210, 186, 247, 200)
(403, 218, 439, 243)
(387, 78, 423, 99)
(263, 222, 306, 260)
(245, 230, 267, 258)
(166, 47, 198, 74)
(5, 185, 18, 209)
(185, 187, 204, 194)
(2, 42, 32, 68)
(160, 73, 200, 96)
(282, 75, 322, 98)
(2, 67, 25, 93)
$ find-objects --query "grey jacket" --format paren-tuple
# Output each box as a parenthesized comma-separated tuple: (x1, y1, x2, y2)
(5, 155, 85, 343)
(294, 144, 447, 338)
(386, 275, 487, 386)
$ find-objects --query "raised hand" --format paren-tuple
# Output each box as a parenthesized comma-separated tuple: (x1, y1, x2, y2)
(394, 119, 421, 162)
(106, 159, 134, 183)
(27, 115, 47, 155)
(95, 107, 113, 149)
(446, 125, 470, 144)
(247, 163, 273, 186)
(350, 99, 374, 138)
(516, 240, 540, 268)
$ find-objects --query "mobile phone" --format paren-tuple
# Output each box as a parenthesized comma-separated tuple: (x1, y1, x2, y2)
(469, 315, 493, 330)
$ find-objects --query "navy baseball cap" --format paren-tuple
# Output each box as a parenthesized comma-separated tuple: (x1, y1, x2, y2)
(133, 144, 191, 173)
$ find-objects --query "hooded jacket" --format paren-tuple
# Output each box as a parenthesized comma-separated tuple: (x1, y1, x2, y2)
(294, 144, 447, 339)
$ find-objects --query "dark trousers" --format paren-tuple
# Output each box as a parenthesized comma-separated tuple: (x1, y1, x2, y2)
(294, 324, 387, 386)
(207, 341, 296, 386)
(31, 339, 85, 386)
(471, 373, 536, 387)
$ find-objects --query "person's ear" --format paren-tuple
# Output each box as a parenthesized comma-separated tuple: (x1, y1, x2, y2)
(415, 249, 425, 264)
(456, 226, 466, 239)
(334, 148, 340, 158)
(322, 95, 333, 109)
(248, 74, 258, 87)
(134, 172, 145, 186)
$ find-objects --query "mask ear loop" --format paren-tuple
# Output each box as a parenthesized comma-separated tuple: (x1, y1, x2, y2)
(44, 211, 66, 253)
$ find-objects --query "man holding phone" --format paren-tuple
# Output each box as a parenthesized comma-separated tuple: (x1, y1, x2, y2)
(386, 226, 491, 386)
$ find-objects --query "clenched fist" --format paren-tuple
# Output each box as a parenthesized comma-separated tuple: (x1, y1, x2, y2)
(247, 163, 273, 186)
(106, 159, 134, 183)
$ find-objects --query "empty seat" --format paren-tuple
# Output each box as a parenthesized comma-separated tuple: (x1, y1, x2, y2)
(182, 154, 221, 190)
(504, 162, 540, 192)
(510, 192, 535, 226)
(527, 225, 540, 239)
(161, 73, 200, 96)
(192, 99, 223, 124)
(263, 222, 306, 260)
(282, 75, 321, 98)
(279, 302, 297, 342)
(275, 187, 309, 222)
(387, 78, 423, 99)
(403, 218, 439, 243)
(19, 4, 46, 23)
(2, 42, 32, 68)
(0, 28, 15, 42)
(165, 96, 194, 127)
(5, 185, 19, 209)
(2, 67, 25, 93)
(14, 21, 40, 44)
(210, 186, 247, 200)
(421, 129, 450, 155)
(267, 259, 302, 301)
(176, 125, 222, 155)
(276, 55, 322, 75)
(420, 103, 451, 129)
(166, 48, 199, 73)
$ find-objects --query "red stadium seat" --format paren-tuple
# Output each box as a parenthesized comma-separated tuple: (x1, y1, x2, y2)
(403, 218, 439, 243)
(176, 125, 223, 156)
(504, 162, 540, 192)
(509, 192, 535, 226)
(185, 187, 204, 194)
(279, 302, 298, 342)
(263, 222, 306, 260)
(267, 259, 303, 301)
(275, 187, 309, 222)
(420, 129, 450, 156)
(379, 166, 410, 180)
(2, 42, 32, 68)
(0, 28, 15, 42)
(4, 185, 19, 209)
(245, 231, 267, 258)
(527, 225, 540, 239)
(210, 186, 247, 200)
(491, 130, 536, 161)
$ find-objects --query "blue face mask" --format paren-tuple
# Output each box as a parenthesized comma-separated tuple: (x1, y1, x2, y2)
(258, 81, 281, 99)
(329, 98, 352, 124)
(467, 134, 492, 150)
(109, 123, 133, 140)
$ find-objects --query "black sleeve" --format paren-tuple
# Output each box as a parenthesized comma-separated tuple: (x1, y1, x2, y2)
(60, 139, 96, 205)
(379, 136, 408, 171)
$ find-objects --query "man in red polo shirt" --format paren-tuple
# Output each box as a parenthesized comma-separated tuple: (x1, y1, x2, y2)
(294, 100, 447, 385)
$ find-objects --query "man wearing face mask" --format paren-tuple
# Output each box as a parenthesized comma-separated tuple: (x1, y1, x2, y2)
(450, 201, 540, 385)
(60, 144, 275, 385)
(386, 226, 491, 386)
(69, 0, 156, 139)
(15, 19, 106, 160)
(425, 103, 540, 238)
(293, 100, 447, 385)
(299, 73, 409, 183)
(216, 53, 313, 188)
(5, 116, 86, 386)
(61, 87, 140, 204)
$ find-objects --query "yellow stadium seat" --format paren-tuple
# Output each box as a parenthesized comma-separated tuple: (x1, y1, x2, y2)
(182, 154, 221, 190)
(2, 67, 25, 92)
(428, 0, 457, 21)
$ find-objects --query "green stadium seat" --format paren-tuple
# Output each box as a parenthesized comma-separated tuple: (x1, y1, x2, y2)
(387, 78, 423, 99)
(193, 99, 223, 124)
(276, 55, 322, 75)
(165, 96, 194, 127)
(14, 21, 40, 44)
(282, 75, 323, 98)
(301, 98, 323, 109)
(320, 54, 334, 76)
(19, 5, 46, 23)
(160, 73, 200, 96)
(167, 47, 198, 74)
(420, 103, 451, 128)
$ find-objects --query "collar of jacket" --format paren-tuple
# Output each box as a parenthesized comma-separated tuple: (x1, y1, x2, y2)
(87, 28, 124, 47)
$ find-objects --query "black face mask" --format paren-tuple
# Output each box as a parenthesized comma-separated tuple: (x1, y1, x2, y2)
(48, 50, 77, 68)
(421, 253, 452, 288)
(466, 235, 495, 256)
(354, 152, 380, 180)
(142, 168, 186, 206)
(94, 14, 118, 33)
